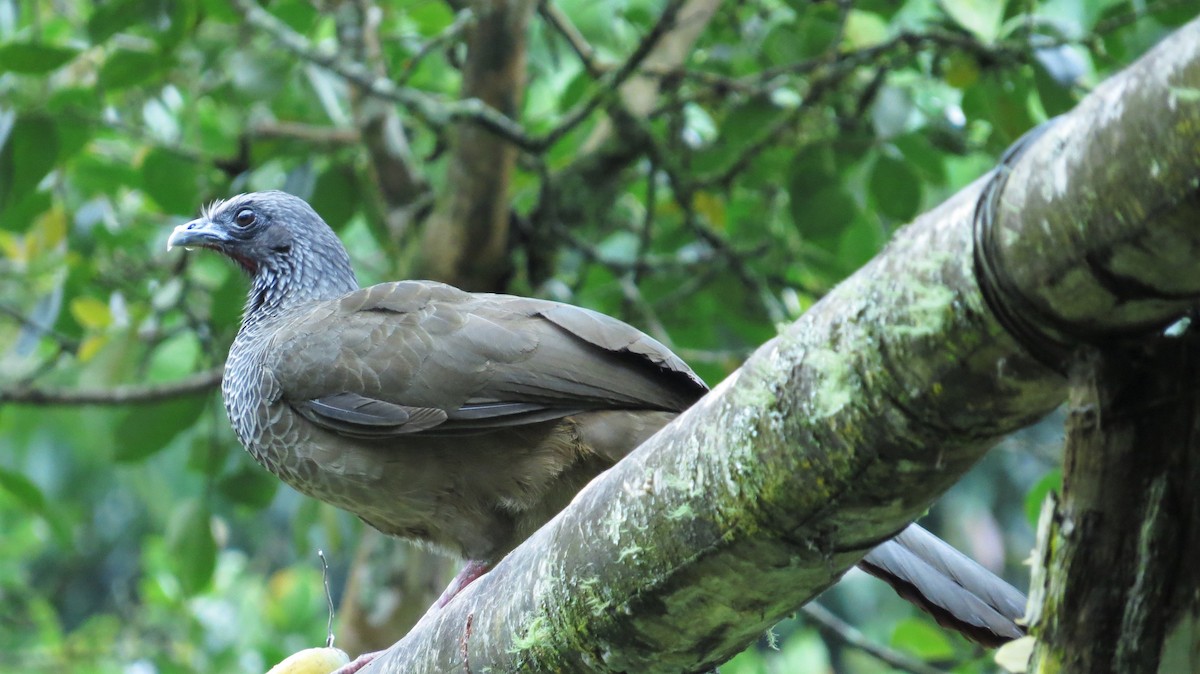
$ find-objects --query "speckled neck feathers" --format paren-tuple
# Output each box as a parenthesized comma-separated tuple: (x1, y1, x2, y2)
(242, 230, 359, 323)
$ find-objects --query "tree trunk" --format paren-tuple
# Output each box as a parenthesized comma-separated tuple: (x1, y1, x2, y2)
(1027, 338, 1200, 673)
(418, 0, 537, 291)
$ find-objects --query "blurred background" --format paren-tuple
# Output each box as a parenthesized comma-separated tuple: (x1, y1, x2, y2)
(0, 0, 1192, 672)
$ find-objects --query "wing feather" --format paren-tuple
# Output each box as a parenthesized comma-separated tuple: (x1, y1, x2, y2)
(267, 281, 708, 440)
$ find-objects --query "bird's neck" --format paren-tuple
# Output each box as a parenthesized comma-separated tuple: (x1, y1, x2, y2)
(241, 255, 359, 327)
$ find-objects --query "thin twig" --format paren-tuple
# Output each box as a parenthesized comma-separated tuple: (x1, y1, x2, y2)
(538, 0, 603, 77)
(801, 603, 950, 674)
(0, 303, 80, 352)
(536, 0, 687, 150)
(230, 0, 534, 149)
(1, 367, 223, 405)
(619, 276, 674, 349)
(396, 9, 474, 85)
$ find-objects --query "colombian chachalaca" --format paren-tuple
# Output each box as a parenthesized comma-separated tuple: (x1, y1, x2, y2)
(168, 191, 1026, 655)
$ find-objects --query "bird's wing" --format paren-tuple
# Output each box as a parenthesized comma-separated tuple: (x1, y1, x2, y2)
(267, 281, 708, 437)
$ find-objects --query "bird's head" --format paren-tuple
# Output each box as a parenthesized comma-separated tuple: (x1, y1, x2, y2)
(169, 191, 359, 311)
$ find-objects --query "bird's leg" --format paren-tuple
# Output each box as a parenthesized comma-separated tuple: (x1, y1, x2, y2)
(436, 559, 491, 607)
(330, 651, 383, 674)
(328, 560, 492, 674)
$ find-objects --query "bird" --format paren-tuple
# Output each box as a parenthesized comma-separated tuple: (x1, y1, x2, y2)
(168, 190, 1026, 652)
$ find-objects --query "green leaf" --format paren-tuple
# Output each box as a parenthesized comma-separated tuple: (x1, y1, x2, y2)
(893, 132, 948, 184)
(788, 143, 840, 192)
(166, 499, 217, 595)
(186, 433, 231, 477)
(218, 465, 279, 509)
(0, 42, 80, 74)
(0, 466, 48, 513)
(98, 47, 164, 90)
(407, 2, 455, 33)
(843, 9, 888, 49)
(790, 185, 856, 246)
(836, 214, 886, 269)
(962, 75, 1036, 146)
(141, 149, 200, 215)
(939, 0, 1006, 43)
(0, 115, 59, 214)
(310, 165, 360, 232)
(69, 296, 112, 329)
(210, 269, 248, 329)
(88, 0, 150, 44)
(72, 153, 141, 195)
(1034, 46, 1086, 116)
(269, 0, 319, 33)
(892, 617, 957, 659)
(869, 153, 923, 222)
(198, 0, 240, 23)
(557, 70, 592, 113)
(156, 0, 198, 49)
(0, 467, 69, 542)
(1025, 469, 1062, 526)
(693, 98, 786, 177)
(113, 393, 209, 462)
(146, 332, 201, 381)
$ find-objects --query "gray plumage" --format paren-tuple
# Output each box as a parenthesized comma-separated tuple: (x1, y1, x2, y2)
(169, 190, 1025, 644)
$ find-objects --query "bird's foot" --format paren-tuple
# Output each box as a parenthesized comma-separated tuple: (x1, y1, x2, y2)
(325, 561, 491, 673)
(326, 647, 381, 671)
(435, 559, 491, 607)
(329, 650, 383, 674)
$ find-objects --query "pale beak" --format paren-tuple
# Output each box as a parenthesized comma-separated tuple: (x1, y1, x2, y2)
(167, 218, 229, 251)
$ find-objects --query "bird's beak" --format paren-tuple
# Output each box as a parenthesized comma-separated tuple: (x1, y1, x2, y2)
(167, 218, 229, 251)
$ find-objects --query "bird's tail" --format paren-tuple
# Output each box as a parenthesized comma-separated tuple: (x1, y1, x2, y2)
(859, 523, 1027, 647)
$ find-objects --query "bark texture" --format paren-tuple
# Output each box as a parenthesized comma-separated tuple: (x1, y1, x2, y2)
(361, 18, 1200, 674)
(1027, 339, 1200, 674)
(418, 0, 536, 291)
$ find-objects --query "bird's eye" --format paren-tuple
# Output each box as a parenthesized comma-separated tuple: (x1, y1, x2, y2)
(234, 209, 256, 227)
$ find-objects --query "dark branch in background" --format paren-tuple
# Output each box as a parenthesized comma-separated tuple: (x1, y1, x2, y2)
(801, 604, 950, 674)
(0, 367, 222, 405)
(538, 0, 604, 78)
(335, 1, 430, 246)
(536, 0, 687, 150)
(229, 0, 535, 150)
(395, 7, 474, 86)
(0, 303, 80, 353)
(417, 0, 538, 290)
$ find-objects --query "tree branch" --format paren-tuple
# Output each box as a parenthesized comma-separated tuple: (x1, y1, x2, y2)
(544, 0, 690, 151)
(335, 2, 430, 246)
(395, 7, 474, 85)
(0, 367, 222, 405)
(229, 0, 536, 150)
(537, 0, 604, 78)
(359, 18, 1200, 673)
(800, 604, 949, 674)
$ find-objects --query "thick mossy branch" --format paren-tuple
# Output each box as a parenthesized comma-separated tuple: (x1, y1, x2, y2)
(363, 19, 1200, 674)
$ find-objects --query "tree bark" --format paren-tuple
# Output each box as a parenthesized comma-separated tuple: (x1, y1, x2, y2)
(358, 17, 1200, 674)
(418, 0, 537, 291)
(1027, 338, 1200, 674)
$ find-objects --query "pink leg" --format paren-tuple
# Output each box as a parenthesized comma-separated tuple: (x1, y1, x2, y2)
(436, 559, 491, 607)
(329, 561, 491, 673)
(330, 650, 384, 674)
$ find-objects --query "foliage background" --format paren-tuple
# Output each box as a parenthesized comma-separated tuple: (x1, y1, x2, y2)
(0, 0, 1193, 672)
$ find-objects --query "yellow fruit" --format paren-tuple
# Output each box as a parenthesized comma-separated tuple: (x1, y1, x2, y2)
(265, 647, 350, 674)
